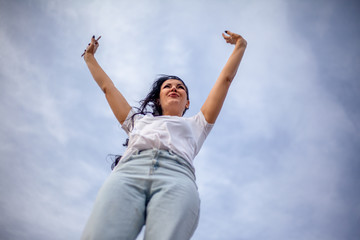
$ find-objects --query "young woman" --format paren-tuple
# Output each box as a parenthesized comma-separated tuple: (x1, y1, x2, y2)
(81, 31, 247, 240)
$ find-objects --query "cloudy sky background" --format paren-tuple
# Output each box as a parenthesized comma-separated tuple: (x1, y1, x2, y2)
(1, 0, 359, 239)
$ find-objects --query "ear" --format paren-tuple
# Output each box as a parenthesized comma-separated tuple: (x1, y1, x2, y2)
(185, 100, 190, 109)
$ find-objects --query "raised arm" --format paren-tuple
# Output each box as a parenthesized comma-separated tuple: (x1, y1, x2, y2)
(83, 36, 131, 124)
(201, 31, 247, 124)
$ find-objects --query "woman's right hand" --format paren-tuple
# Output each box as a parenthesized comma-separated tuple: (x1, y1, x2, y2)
(222, 31, 247, 49)
(82, 35, 101, 58)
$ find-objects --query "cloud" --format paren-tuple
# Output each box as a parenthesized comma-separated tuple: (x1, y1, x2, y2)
(193, 1, 360, 240)
(1, 0, 359, 240)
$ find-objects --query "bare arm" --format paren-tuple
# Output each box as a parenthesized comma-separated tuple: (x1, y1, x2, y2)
(83, 36, 131, 124)
(201, 31, 247, 124)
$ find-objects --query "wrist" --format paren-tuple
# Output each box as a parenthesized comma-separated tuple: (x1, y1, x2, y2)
(235, 39, 247, 50)
(234, 43, 246, 53)
(235, 40, 247, 49)
(84, 53, 95, 62)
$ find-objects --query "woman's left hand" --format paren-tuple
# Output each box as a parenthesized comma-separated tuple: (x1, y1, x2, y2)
(81, 35, 101, 58)
(222, 30, 247, 48)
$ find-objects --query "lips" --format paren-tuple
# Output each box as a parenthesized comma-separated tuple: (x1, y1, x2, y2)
(168, 93, 179, 97)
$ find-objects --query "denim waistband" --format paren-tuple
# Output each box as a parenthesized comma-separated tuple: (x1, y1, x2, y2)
(123, 148, 196, 180)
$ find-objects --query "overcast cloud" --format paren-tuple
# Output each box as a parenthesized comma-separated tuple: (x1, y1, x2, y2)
(0, 0, 359, 239)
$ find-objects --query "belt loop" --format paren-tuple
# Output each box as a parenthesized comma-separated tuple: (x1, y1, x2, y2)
(153, 148, 159, 160)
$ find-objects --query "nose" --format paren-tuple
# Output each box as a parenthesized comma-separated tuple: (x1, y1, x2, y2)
(170, 86, 177, 92)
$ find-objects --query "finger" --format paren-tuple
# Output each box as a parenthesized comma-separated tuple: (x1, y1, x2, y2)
(91, 35, 101, 44)
(222, 32, 231, 41)
(225, 30, 240, 39)
(224, 30, 233, 36)
(95, 36, 101, 46)
(224, 31, 235, 39)
(86, 42, 92, 51)
(91, 35, 101, 47)
(94, 44, 99, 53)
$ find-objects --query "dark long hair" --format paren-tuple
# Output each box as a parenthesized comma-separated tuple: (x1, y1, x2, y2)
(111, 74, 189, 170)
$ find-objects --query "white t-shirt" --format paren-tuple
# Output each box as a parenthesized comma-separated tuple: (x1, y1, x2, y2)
(120, 108, 214, 167)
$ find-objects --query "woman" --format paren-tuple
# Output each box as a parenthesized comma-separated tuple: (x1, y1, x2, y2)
(81, 31, 246, 240)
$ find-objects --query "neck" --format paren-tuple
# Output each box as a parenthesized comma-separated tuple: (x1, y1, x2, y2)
(162, 109, 182, 117)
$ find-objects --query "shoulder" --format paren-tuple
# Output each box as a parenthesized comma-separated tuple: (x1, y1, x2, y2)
(186, 111, 214, 128)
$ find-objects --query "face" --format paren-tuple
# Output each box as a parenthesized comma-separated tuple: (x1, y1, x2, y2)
(159, 79, 190, 116)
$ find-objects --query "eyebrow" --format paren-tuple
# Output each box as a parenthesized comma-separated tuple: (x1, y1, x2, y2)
(163, 83, 185, 88)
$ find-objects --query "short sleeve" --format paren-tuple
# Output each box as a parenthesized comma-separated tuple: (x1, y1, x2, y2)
(194, 110, 214, 129)
(121, 108, 140, 135)
(189, 111, 214, 152)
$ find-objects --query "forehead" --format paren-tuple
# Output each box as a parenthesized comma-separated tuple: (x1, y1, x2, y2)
(161, 79, 185, 87)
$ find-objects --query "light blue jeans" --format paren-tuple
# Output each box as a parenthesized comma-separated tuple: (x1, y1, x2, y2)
(81, 149, 200, 240)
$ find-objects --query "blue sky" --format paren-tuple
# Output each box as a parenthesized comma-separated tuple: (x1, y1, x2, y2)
(0, 0, 359, 239)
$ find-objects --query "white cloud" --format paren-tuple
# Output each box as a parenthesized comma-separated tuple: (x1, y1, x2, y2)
(0, 30, 69, 145)
(1, 0, 359, 239)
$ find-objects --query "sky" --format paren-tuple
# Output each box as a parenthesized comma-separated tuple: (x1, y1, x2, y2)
(0, 0, 359, 239)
